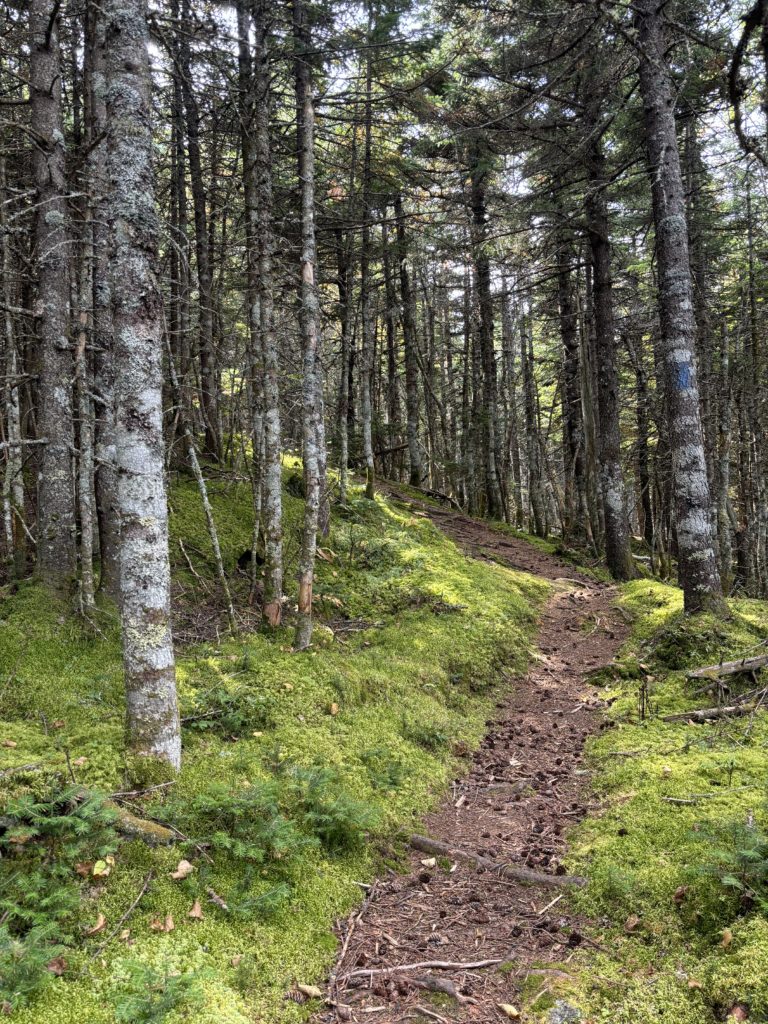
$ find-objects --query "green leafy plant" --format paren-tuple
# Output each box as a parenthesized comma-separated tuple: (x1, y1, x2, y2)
(401, 715, 450, 751)
(0, 786, 117, 1010)
(166, 780, 311, 866)
(183, 684, 277, 737)
(698, 818, 768, 918)
(0, 927, 64, 1014)
(114, 962, 204, 1024)
(283, 765, 378, 852)
(360, 745, 404, 791)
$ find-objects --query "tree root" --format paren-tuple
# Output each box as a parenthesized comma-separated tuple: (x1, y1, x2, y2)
(409, 834, 587, 888)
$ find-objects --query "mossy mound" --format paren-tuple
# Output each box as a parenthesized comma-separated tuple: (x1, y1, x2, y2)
(550, 579, 768, 1024)
(0, 472, 546, 1022)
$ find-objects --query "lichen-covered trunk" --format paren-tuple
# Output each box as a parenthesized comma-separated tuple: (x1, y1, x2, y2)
(237, 0, 283, 624)
(636, 0, 725, 613)
(30, 0, 77, 587)
(293, 0, 323, 650)
(584, 137, 635, 581)
(104, 0, 180, 775)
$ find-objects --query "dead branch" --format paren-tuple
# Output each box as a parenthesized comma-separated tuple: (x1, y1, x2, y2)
(409, 834, 586, 888)
(687, 650, 768, 681)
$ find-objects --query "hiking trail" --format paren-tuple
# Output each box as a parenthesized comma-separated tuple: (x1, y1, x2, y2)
(318, 490, 628, 1023)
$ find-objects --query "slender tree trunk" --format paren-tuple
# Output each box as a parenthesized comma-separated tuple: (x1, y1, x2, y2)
(583, 112, 635, 580)
(293, 0, 323, 649)
(556, 235, 589, 545)
(105, 0, 181, 776)
(359, 17, 376, 501)
(31, 0, 77, 587)
(1, 156, 25, 578)
(178, 0, 220, 460)
(468, 155, 503, 519)
(394, 195, 423, 487)
(87, 1, 119, 598)
(636, 0, 725, 613)
(238, 0, 283, 624)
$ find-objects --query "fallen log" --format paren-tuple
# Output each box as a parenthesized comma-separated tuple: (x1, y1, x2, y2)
(410, 834, 586, 888)
(662, 703, 757, 724)
(687, 651, 768, 681)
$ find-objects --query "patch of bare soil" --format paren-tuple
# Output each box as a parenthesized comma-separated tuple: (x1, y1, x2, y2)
(315, 490, 628, 1023)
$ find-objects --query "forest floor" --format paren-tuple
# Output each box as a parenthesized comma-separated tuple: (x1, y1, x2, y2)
(318, 489, 628, 1023)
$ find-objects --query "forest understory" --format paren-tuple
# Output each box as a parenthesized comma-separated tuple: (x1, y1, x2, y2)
(4, 0, 768, 1020)
(2, 477, 768, 1023)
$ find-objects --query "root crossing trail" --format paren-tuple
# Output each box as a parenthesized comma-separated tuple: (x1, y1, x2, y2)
(318, 492, 628, 1023)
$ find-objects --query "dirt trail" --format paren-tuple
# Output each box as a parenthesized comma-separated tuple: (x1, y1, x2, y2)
(317, 491, 628, 1023)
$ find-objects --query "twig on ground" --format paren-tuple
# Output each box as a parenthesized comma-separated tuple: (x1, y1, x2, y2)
(91, 871, 154, 957)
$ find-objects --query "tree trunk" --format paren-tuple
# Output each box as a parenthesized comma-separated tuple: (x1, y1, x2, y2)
(394, 195, 423, 487)
(635, 0, 725, 613)
(293, 0, 323, 650)
(105, 0, 181, 776)
(178, 0, 220, 461)
(30, 0, 77, 587)
(238, 0, 283, 625)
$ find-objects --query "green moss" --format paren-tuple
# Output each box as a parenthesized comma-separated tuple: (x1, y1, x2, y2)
(553, 579, 768, 1024)
(0, 476, 546, 1022)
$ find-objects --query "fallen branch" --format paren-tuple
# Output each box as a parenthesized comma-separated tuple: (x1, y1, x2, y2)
(409, 834, 586, 888)
(662, 704, 757, 724)
(344, 958, 505, 980)
(687, 650, 768, 681)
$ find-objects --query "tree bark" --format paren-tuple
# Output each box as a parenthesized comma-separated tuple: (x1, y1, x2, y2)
(635, 0, 725, 613)
(293, 0, 323, 650)
(105, 0, 181, 775)
(30, 0, 77, 587)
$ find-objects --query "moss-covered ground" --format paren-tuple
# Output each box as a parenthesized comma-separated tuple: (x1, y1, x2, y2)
(535, 581, 768, 1024)
(0, 472, 547, 1022)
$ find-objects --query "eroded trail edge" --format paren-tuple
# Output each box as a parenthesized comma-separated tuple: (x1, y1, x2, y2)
(317, 493, 629, 1023)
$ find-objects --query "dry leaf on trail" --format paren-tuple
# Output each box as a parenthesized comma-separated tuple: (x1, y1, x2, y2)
(84, 913, 107, 936)
(420, 857, 437, 868)
(119, 929, 131, 941)
(75, 862, 93, 876)
(2, 739, 17, 748)
(188, 900, 204, 920)
(72, 756, 87, 767)
(329, 702, 339, 716)
(231, 955, 243, 968)
(688, 979, 703, 990)
(722, 928, 733, 948)
(728, 1005, 749, 1021)
(498, 1005, 520, 1019)
(46, 956, 67, 976)
(296, 984, 324, 1000)
(624, 914, 641, 933)
(169, 859, 195, 880)
(673, 885, 688, 904)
